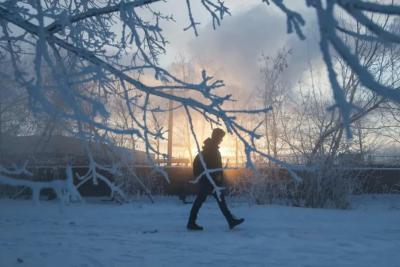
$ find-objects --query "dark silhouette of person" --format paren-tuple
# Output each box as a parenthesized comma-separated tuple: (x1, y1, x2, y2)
(187, 128, 244, 230)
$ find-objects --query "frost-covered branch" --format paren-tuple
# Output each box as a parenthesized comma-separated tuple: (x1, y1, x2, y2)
(0, 162, 31, 176)
(74, 143, 127, 201)
(265, 0, 400, 137)
(184, 0, 230, 35)
(0, 2, 272, 167)
(2, 0, 399, 198)
(46, 0, 162, 34)
(264, 0, 306, 39)
(0, 164, 82, 204)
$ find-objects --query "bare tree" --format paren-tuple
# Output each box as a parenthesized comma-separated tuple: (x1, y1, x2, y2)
(259, 48, 291, 160)
(1, 1, 400, 201)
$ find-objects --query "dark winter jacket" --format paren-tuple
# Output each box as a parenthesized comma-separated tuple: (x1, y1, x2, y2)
(194, 138, 223, 192)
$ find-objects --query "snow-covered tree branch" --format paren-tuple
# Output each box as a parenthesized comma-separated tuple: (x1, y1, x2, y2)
(1, 0, 400, 198)
(0, 0, 273, 197)
(266, 0, 400, 138)
(0, 163, 82, 204)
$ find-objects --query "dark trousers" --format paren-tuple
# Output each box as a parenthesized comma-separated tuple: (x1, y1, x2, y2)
(188, 189, 233, 224)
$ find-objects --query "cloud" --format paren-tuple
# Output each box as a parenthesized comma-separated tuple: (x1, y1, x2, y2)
(185, 3, 322, 97)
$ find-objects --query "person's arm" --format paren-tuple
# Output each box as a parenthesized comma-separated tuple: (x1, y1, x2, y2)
(215, 150, 223, 182)
(203, 149, 221, 178)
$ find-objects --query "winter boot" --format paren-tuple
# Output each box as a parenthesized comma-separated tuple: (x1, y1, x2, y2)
(187, 222, 204, 231)
(229, 217, 245, 229)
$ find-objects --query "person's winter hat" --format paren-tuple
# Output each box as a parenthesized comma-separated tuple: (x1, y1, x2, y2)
(211, 128, 226, 140)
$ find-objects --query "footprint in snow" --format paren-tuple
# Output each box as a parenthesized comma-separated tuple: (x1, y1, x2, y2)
(142, 229, 158, 234)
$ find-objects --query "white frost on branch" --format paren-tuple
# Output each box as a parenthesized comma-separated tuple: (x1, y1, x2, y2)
(266, 0, 400, 138)
(0, 0, 284, 197)
(2, 0, 399, 197)
(75, 152, 127, 202)
(0, 164, 82, 204)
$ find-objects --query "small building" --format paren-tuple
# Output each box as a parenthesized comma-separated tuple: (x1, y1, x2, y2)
(0, 134, 151, 167)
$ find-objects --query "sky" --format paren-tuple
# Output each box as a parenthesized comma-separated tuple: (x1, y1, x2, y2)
(141, 0, 331, 160)
(153, 0, 325, 99)
(147, 1, 400, 159)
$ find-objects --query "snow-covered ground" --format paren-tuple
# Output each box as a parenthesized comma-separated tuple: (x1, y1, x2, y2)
(1, 195, 399, 267)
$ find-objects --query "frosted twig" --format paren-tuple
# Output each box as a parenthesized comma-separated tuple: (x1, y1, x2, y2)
(0, 164, 82, 204)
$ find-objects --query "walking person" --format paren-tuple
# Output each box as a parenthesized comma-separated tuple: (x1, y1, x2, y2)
(187, 128, 244, 230)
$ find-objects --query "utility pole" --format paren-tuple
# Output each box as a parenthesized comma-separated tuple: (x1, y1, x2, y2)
(167, 95, 173, 167)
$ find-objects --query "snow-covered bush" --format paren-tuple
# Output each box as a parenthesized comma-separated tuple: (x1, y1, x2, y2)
(115, 167, 166, 201)
(228, 168, 293, 205)
(229, 163, 360, 209)
(292, 166, 358, 209)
